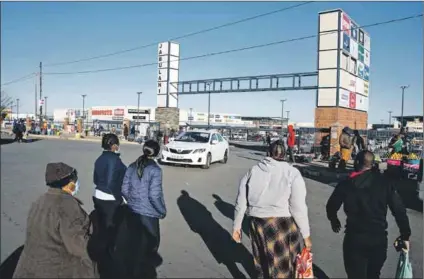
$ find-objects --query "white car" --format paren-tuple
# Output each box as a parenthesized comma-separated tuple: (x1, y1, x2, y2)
(160, 129, 229, 169)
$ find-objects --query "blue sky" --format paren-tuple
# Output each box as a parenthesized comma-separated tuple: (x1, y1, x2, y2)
(1, 1, 422, 123)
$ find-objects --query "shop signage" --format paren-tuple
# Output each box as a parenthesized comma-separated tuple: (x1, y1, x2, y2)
(112, 116, 124, 121)
(341, 13, 351, 35)
(114, 108, 125, 116)
(364, 33, 371, 50)
(364, 66, 370, 81)
(351, 22, 358, 41)
(132, 115, 146, 120)
(127, 109, 150, 114)
(339, 89, 350, 108)
(357, 62, 365, 79)
(349, 92, 356, 109)
(350, 39, 358, 59)
(359, 29, 364, 45)
(39, 99, 44, 106)
(364, 81, 369, 95)
(342, 33, 350, 53)
(92, 109, 112, 116)
(358, 44, 364, 63)
(364, 50, 370, 67)
(188, 116, 194, 121)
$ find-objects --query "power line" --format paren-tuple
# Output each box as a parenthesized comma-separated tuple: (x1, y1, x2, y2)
(1, 73, 36, 86)
(43, 1, 314, 67)
(43, 13, 423, 76)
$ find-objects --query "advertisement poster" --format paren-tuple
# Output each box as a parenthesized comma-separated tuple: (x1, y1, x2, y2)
(349, 57, 357, 75)
(349, 92, 356, 109)
(364, 81, 369, 96)
(359, 29, 364, 45)
(364, 66, 370, 81)
(364, 33, 371, 50)
(350, 39, 358, 59)
(342, 33, 350, 53)
(339, 89, 350, 108)
(341, 13, 351, 34)
(357, 61, 365, 78)
(356, 77, 364, 95)
(351, 22, 358, 41)
(364, 50, 370, 67)
(358, 44, 364, 62)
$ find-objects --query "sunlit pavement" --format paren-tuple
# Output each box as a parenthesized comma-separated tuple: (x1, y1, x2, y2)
(1, 139, 422, 278)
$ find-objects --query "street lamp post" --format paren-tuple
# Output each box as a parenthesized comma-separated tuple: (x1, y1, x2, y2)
(16, 99, 20, 120)
(400, 85, 409, 129)
(280, 99, 287, 133)
(137, 92, 142, 131)
(44, 96, 48, 119)
(81, 94, 87, 131)
(388, 110, 393, 126)
(189, 108, 193, 127)
(207, 82, 211, 130)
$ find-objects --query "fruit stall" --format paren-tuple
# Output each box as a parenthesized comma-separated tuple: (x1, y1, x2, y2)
(386, 152, 421, 180)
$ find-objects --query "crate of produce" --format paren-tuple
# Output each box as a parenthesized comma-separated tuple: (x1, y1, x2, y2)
(387, 159, 402, 166)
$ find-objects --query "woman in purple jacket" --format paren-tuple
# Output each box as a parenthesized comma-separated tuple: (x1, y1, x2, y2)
(121, 140, 166, 278)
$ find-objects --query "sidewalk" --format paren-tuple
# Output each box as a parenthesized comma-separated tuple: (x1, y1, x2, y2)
(27, 133, 141, 145)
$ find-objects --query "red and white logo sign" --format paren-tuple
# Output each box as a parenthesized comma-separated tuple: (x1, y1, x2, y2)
(349, 92, 356, 109)
(114, 108, 125, 116)
(92, 109, 112, 116)
(341, 13, 351, 35)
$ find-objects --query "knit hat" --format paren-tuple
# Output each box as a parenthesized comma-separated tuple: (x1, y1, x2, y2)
(45, 162, 77, 188)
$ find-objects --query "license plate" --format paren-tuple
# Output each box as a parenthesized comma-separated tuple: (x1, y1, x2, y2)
(170, 154, 184, 160)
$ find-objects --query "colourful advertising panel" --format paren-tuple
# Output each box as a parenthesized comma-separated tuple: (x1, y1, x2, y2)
(364, 66, 370, 81)
(357, 61, 365, 79)
(350, 39, 358, 59)
(359, 29, 364, 45)
(364, 81, 369, 96)
(358, 44, 364, 62)
(364, 33, 371, 50)
(349, 92, 356, 109)
(341, 13, 351, 35)
(339, 89, 350, 108)
(364, 50, 370, 67)
(351, 22, 358, 41)
(342, 33, 350, 53)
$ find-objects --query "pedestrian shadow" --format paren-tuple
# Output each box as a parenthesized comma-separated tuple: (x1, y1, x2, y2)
(0, 245, 24, 279)
(177, 190, 256, 279)
(313, 264, 330, 279)
(0, 139, 15, 145)
(212, 194, 250, 238)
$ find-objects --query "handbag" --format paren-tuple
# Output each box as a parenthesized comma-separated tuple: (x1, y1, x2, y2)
(295, 247, 314, 279)
(395, 250, 413, 279)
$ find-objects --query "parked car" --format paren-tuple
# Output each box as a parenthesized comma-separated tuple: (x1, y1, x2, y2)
(160, 129, 229, 169)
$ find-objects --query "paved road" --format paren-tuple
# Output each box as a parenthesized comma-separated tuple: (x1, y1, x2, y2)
(1, 139, 422, 278)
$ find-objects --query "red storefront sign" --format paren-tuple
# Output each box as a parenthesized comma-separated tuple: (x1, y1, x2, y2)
(114, 108, 125, 116)
(349, 92, 356, 109)
(92, 109, 112, 116)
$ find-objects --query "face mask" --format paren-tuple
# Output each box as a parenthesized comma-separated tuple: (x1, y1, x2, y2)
(71, 180, 80, 196)
(114, 146, 120, 154)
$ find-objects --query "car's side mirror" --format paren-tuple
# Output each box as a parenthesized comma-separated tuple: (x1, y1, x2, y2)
(211, 140, 218, 145)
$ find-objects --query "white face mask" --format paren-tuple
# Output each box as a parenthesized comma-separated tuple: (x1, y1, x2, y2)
(114, 146, 120, 154)
(71, 180, 80, 196)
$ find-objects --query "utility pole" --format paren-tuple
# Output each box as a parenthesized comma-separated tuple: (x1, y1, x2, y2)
(44, 96, 48, 119)
(137, 91, 142, 126)
(207, 82, 211, 130)
(388, 110, 393, 126)
(286, 111, 290, 125)
(81, 94, 86, 129)
(34, 76, 38, 119)
(280, 99, 287, 133)
(16, 99, 20, 120)
(39, 62, 43, 123)
(400, 85, 409, 129)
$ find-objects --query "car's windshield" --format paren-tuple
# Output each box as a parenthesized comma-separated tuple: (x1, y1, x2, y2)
(175, 132, 210, 143)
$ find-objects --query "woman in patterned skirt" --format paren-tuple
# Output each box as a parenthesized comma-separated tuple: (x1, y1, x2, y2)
(232, 140, 312, 278)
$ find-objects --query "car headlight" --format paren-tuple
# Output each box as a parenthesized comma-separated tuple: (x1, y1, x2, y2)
(163, 146, 169, 152)
(193, 148, 206, 154)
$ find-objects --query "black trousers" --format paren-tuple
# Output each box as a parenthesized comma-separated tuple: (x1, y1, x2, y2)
(343, 233, 388, 279)
(287, 147, 295, 162)
(92, 197, 121, 279)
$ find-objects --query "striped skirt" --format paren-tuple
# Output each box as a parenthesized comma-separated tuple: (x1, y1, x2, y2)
(249, 217, 302, 279)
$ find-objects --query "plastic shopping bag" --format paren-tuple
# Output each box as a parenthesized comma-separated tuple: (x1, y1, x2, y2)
(295, 248, 314, 279)
(395, 250, 413, 279)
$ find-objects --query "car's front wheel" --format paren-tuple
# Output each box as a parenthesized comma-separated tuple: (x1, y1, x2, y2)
(202, 153, 212, 169)
(220, 150, 228, 164)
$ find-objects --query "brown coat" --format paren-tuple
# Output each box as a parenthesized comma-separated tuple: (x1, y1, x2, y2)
(13, 188, 98, 278)
(339, 132, 352, 149)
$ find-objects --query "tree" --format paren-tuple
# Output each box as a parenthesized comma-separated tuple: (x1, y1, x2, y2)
(1, 91, 14, 121)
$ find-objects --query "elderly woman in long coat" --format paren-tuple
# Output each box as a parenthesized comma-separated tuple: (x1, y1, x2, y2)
(13, 162, 98, 278)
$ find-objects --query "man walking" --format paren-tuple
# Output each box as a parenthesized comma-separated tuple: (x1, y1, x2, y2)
(326, 150, 411, 279)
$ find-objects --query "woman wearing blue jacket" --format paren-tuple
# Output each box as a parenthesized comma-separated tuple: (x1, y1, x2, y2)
(121, 139, 166, 278)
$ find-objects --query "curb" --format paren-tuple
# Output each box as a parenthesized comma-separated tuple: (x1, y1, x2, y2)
(27, 134, 141, 145)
